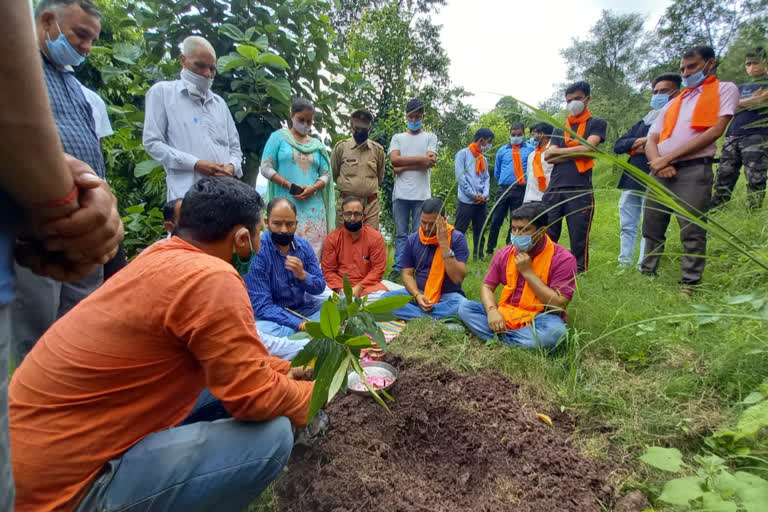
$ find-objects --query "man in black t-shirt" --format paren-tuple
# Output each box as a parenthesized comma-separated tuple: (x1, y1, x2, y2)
(712, 47, 768, 209)
(543, 81, 607, 273)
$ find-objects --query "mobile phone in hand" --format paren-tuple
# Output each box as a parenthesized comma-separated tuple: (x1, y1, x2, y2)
(289, 183, 305, 196)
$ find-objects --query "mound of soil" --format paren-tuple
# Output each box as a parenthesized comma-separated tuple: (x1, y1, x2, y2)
(275, 355, 613, 511)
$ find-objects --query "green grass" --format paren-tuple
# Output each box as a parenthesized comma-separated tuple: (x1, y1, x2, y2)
(253, 180, 768, 511)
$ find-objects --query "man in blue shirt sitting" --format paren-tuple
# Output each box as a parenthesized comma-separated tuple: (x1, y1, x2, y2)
(244, 198, 326, 337)
(487, 123, 534, 256)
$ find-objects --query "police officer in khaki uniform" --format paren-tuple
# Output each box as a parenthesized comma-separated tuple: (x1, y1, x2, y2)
(331, 109, 386, 229)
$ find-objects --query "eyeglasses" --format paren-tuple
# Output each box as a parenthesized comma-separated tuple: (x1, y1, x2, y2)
(342, 212, 364, 219)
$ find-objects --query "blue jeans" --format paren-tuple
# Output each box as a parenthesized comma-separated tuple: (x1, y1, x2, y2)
(0, 303, 14, 511)
(256, 295, 323, 338)
(618, 190, 646, 268)
(381, 288, 466, 321)
(458, 300, 566, 349)
(75, 389, 293, 512)
(392, 199, 424, 272)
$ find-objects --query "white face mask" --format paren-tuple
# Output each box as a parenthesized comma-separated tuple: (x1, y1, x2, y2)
(293, 119, 311, 135)
(567, 100, 586, 116)
(181, 68, 213, 97)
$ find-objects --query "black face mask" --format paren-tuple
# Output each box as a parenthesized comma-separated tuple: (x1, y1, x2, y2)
(344, 220, 363, 232)
(270, 231, 295, 246)
(353, 131, 369, 144)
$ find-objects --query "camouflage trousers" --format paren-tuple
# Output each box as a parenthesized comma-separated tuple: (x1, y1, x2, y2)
(712, 133, 768, 209)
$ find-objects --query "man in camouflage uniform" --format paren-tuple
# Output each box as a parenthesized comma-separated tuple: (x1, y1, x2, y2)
(712, 47, 768, 209)
(331, 109, 386, 229)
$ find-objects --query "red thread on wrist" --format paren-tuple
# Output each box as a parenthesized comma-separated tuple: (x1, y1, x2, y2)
(35, 184, 78, 209)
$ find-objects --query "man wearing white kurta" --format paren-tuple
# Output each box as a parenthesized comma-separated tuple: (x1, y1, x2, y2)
(143, 36, 243, 200)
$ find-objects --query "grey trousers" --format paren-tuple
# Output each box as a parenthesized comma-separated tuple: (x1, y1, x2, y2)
(641, 162, 712, 285)
(10, 263, 103, 366)
(1, 302, 14, 512)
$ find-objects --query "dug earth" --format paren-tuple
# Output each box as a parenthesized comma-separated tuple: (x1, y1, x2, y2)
(275, 355, 614, 511)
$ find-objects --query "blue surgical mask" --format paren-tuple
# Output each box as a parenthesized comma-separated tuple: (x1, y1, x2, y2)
(650, 93, 670, 110)
(682, 69, 708, 89)
(407, 120, 423, 131)
(510, 136, 524, 146)
(528, 137, 536, 146)
(511, 234, 534, 252)
(232, 234, 255, 276)
(46, 22, 85, 68)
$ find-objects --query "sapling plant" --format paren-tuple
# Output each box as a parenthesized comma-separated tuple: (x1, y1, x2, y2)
(291, 275, 411, 422)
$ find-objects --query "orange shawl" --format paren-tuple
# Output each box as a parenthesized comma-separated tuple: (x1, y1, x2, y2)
(564, 108, 595, 174)
(468, 142, 487, 175)
(532, 145, 547, 191)
(659, 74, 720, 143)
(497, 235, 555, 330)
(420, 224, 454, 304)
(512, 145, 525, 184)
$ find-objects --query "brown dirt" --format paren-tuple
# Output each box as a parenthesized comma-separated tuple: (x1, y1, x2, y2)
(275, 355, 613, 512)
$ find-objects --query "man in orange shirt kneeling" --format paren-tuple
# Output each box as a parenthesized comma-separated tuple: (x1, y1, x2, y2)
(322, 196, 403, 301)
(9, 178, 315, 512)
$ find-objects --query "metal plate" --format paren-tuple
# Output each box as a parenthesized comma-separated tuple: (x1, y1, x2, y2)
(347, 361, 398, 396)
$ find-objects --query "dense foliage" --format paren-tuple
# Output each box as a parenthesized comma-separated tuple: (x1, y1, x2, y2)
(75, 0, 766, 249)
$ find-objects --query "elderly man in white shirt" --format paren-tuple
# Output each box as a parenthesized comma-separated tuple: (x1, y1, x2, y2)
(143, 36, 243, 200)
(523, 122, 556, 204)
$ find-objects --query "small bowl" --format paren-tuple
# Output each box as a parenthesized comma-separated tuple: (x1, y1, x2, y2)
(347, 361, 398, 396)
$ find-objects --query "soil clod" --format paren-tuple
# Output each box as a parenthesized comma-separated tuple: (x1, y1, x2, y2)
(276, 355, 613, 511)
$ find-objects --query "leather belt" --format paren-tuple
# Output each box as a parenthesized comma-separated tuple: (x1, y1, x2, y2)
(673, 157, 717, 170)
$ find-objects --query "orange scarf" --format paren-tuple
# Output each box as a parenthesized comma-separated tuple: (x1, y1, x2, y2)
(497, 235, 555, 330)
(419, 224, 454, 304)
(532, 145, 547, 191)
(512, 145, 525, 184)
(564, 108, 595, 174)
(468, 143, 487, 175)
(659, 75, 720, 143)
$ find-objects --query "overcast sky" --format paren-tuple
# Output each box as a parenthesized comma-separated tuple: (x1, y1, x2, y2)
(434, 0, 672, 113)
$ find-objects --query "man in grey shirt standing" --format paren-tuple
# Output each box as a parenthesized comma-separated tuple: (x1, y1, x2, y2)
(388, 98, 438, 281)
(143, 36, 243, 200)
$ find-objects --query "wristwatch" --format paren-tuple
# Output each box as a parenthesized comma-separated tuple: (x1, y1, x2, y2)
(442, 249, 455, 259)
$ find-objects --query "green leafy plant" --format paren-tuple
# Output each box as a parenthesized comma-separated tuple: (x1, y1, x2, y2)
(640, 384, 768, 511)
(641, 446, 768, 511)
(291, 275, 411, 422)
(707, 379, 768, 457)
(121, 203, 165, 251)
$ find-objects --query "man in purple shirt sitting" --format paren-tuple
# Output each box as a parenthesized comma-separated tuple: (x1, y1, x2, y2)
(458, 203, 576, 349)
